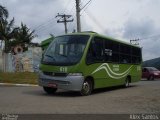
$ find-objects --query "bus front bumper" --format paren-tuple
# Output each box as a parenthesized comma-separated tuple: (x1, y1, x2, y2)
(38, 72, 84, 91)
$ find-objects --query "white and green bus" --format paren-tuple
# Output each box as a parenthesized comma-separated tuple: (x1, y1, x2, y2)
(38, 32, 142, 96)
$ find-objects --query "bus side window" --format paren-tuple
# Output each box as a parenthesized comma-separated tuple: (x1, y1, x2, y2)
(104, 39, 120, 63)
(86, 37, 104, 64)
(131, 47, 141, 64)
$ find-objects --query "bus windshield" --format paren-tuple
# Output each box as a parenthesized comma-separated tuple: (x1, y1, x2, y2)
(42, 35, 90, 66)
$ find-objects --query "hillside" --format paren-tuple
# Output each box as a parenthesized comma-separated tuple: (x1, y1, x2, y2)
(143, 57, 160, 70)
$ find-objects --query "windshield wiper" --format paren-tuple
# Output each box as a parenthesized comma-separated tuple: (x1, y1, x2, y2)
(45, 54, 55, 61)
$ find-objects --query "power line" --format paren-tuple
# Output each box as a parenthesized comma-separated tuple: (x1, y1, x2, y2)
(34, 20, 59, 35)
(33, 19, 60, 39)
(68, 14, 77, 32)
(139, 34, 160, 40)
(130, 39, 140, 45)
(35, 24, 56, 34)
(33, 0, 72, 31)
(36, 24, 63, 37)
(34, 0, 93, 36)
(81, 0, 93, 10)
(68, 5, 75, 14)
(63, 0, 72, 13)
(129, 34, 160, 46)
(35, 21, 57, 32)
(33, 18, 54, 30)
(35, 23, 59, 36)
(55, 13, 74, 33)
(129, 34, 160, 44)
(83, 9, 105, 32)
(33, 0, 80, 34)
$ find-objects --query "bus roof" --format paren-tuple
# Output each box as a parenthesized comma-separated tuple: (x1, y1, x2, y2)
(60, 31, 141, 48)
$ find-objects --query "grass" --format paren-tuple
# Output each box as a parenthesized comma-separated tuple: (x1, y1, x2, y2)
(0, 72, 38, 85)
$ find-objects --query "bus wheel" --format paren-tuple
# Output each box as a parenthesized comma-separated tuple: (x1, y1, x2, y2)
(43, 87, 57, 94)
(80, 79, 93, 96)
(124, 77, 130, 88)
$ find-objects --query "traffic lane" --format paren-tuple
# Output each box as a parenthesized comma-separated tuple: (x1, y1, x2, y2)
(0, 80, 160, 114)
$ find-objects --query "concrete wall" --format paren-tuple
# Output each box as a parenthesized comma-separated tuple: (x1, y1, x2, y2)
(0, 47, 42, 72)
(0, 49, 2, 71)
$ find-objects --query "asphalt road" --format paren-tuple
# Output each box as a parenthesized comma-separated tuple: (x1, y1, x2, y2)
(0, 80, 160, 114)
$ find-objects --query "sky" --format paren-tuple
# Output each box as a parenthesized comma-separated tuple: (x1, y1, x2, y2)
(0, 0, 160, 61)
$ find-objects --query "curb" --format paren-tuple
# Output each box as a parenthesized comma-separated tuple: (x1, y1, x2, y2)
(0, 83, 38, 87)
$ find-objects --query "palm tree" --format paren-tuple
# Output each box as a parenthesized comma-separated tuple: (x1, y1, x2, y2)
(0, 5, 8, 20)
(0, 18, 17, 52)
(11, 23, 36, 53)
(0, 4, 8, 48)
(18, 23, 35, 44)
(0, 4, 36, 72)
(0, 5, 17, 72)
(0, 4, 17, 52)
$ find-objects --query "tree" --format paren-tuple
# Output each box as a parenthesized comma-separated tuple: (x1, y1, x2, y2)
(10, 23, 36, 53)
(0, 5, 8, 20)
(0, 5, 36, 53)
(0, 4, 36, 72)
(0, 18, 18, 52)
(0, 5, 8, 49)
(0, 4, 17, 53)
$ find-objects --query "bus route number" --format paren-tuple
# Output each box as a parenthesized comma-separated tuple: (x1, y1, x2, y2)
(60, 67, 68, 72)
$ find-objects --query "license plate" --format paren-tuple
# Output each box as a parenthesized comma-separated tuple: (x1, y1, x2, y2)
(48, 83, 57, 88)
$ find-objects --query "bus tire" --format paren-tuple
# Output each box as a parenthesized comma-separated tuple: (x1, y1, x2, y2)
(124, 77, 130, 88)
(43, 87, 57, 94)
(80, 79, 93, 96)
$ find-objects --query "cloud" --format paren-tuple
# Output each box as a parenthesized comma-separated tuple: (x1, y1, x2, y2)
(1, 0, 160, 60)
(104, 17, 160, 60)
(11, 1, 61, 26)
(123, 18, 157, 39)
(5, 0, 69, 42)
(104, 27, 124, 40)
(122, 17, 160, 60)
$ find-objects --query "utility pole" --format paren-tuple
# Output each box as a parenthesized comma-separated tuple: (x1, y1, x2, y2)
(130, 39, 140, 45)
(75, 0, 81, 32)
(56, 13, 74, 34)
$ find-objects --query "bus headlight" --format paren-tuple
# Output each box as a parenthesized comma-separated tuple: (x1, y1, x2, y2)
(68, 73, 83, 76)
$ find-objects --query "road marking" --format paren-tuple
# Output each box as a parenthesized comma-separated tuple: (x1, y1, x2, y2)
(0, 83, 38, 87)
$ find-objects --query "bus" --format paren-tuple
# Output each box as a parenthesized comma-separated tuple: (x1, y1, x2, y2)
(38, 32, 142, 96)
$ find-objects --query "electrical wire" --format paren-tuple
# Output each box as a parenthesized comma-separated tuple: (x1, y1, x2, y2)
(36, 25, 61, 37)
(35, 24, 57, 35)
(80, 1, 92, 15)
(139, 34, 160, 40)
(63, 0, 72, 13)
(35, 0, 94, 37)
(33, 18, 55, 31)
(33, 0, 72, 31)
(35, 24, 55, 33)
(81, 0, 93, 10)
(83, 9, 105, 32)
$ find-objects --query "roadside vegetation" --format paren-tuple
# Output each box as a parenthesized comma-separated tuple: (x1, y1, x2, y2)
(0, 72, 38, 84)
(0, 4, 37, 53)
